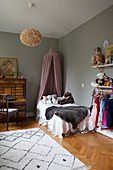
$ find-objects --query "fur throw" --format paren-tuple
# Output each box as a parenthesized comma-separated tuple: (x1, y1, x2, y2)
(45, 106, 88, 129)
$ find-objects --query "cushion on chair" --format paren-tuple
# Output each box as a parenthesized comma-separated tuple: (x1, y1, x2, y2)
(0, 108, 18, 115)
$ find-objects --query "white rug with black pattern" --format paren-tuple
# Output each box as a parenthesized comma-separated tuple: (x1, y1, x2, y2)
(0, 128, 90, 170)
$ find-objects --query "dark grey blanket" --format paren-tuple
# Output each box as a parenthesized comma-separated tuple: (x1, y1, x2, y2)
(45, 106, 88, 129)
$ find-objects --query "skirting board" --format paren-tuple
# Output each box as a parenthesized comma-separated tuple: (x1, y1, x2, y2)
(96, 127, 113, 139)
(26, 112, 35, 117)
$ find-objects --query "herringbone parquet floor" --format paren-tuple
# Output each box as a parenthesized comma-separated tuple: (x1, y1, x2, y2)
(0, 118, 113, 170)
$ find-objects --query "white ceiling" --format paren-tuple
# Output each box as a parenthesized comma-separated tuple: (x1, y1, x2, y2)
(0, 0, 113, 39)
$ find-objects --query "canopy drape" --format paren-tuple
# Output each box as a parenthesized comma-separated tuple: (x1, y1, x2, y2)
(37, 47, 62, 104)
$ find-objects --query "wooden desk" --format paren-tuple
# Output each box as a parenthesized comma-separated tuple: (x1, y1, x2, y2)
(0, 78, 27, 122)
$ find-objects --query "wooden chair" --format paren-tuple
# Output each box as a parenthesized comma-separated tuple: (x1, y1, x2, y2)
(0, 94, 19, 131)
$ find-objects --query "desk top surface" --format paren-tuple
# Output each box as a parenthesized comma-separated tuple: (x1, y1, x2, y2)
(3, 99, 27, 103)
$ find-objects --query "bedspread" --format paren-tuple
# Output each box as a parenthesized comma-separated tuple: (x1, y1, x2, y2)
(37, 102, 94, 138)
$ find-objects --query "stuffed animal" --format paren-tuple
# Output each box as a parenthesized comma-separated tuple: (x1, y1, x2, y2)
(104, 76, 110, 86)
(58, 92, 74, 105)
(52, 94, 58, 104)
(47, 95, 52, 104)
(96, 72, 105, 86)
(64, 91, 72, 97)
(91, 82, 99, 88)
(42, 96, 48, 104)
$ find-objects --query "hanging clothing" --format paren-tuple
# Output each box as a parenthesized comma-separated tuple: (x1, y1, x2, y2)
(107, 99, 113, 127)
(95, 96, 100, 128)
(97, 98, 104, 127)
(90, 93, 100, 128)
(102, 94, 110, 127)
(90, 102, 98, 127)
(90, 92, 113, 130)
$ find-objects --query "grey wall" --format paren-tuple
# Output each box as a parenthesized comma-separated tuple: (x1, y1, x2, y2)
(0, 5, 113, 112)
(0, 32, 59, 113)
(59, 5, 113, 107)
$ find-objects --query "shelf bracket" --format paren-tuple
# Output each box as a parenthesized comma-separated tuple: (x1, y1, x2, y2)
(96, 67, 103, 73)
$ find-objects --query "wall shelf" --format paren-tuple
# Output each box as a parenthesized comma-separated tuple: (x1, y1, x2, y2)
(95, 86, 113, 93)
(92, 63, 113, 72)
(92, 63, 113, 68)
(97, 86, 112, 89)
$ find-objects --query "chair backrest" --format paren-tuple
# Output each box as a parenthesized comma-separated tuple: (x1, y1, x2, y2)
(0, 94, 8, 113)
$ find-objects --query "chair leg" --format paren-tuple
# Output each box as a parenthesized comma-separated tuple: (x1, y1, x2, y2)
(7, 115, 9, 131)
(2, 115, 4, 125)
(17, 112, 19, 126)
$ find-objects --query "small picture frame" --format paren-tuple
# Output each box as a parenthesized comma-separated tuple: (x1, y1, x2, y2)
(106, 45, 113, 61)
(0, 57, 18, 78)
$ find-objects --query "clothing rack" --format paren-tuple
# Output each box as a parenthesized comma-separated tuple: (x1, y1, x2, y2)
(95, 86, 113, 94)
(90, 87, 113, 139)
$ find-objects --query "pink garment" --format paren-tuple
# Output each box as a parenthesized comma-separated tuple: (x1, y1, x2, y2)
(37, 47, 62, 104)
(94, 97, 100, 128)
(90, 94, 100, 128)
(90, 103, 98, 127)
(102, 106, 108, 126)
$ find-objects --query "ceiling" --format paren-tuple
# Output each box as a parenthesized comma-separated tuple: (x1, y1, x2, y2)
(0, 0, 113, 39)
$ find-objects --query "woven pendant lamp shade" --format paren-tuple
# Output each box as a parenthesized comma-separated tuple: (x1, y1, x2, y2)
(20, 29, 42, 47)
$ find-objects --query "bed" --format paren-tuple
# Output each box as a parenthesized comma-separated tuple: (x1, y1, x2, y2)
(36, 101, 94, 138)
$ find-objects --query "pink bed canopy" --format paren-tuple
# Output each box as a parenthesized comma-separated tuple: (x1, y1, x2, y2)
(37, 46, 62, 103)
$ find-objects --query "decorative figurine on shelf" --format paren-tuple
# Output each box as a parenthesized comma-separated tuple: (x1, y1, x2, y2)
(91, 47, 105, 66)
(95, 47, 105, 66)
(91, 55, 96, 66)
(107, 50, 113, 64)
(96, 72, 105, 86)
(105, 58, 109, 64)
(17, 71, 21, 78)
(108, 56, 112, 64)
(105, 50, 113, 64)
(95, 47, 101, 54)
(21, 75, 25, 79)
(104, 76, 111, 86)
(110, 78, 113, 87)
